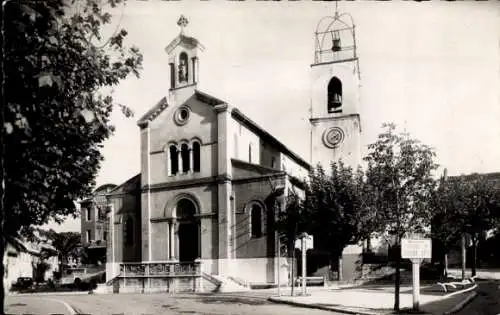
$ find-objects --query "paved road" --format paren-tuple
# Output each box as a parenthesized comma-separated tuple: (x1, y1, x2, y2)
(6, 292, 345, 315)
(456, 280, 500, 315)
(6, 295, 72, 315)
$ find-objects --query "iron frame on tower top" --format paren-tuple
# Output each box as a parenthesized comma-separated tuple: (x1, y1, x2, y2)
(314, 11, 361, 79)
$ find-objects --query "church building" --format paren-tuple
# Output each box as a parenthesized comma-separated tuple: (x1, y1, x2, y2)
(106, 12, 363, 292)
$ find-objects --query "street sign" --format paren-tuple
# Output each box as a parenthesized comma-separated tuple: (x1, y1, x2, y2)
(401, 238, 432, 259)
(295, 234, 313, 250)
(401, 238, 432, 312)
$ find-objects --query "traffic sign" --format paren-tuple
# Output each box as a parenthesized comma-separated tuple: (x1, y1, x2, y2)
(401, 238, 432, 259)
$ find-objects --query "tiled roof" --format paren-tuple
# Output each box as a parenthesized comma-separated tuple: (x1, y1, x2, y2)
(165, 34, 204, 54)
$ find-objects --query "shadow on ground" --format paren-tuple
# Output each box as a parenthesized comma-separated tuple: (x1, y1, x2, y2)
(172, 295, 270, 306)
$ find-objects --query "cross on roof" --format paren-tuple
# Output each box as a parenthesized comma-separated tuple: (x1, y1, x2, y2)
(177, 15, 189, 34)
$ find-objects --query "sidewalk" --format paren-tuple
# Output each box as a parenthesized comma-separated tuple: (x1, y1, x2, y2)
(268, 285, 477, 315)
(447, 268, 500, 280)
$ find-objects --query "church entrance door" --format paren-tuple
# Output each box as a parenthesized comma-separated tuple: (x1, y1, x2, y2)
(178, 221, 199, 262)
(176, 198, 200, 263)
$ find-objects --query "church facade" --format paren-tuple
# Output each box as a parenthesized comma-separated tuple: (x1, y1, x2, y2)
(106, 12, 363, 290)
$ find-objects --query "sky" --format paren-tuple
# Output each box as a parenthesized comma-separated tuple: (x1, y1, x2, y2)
(51, 1, 500, 232)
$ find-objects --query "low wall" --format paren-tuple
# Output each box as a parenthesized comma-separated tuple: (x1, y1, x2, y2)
(105, 262, 120, 283)
(115, 276, 202, 293)
(231, 257, 291, 284)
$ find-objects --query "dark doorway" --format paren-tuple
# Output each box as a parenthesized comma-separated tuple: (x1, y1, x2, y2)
(176, 198, 200, 262)
(179, 222, 200, 262)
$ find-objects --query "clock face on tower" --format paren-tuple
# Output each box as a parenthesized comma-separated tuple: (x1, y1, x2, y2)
(323, 127, 344, 148)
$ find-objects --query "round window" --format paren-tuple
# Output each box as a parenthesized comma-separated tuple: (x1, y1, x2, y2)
(174, 106, 190, 125)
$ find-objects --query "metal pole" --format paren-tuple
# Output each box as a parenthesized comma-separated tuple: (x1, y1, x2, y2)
(277, 235, 281, 296)
(461, 234, 466, 281)
(412, 260, 420, 311)
(301, 237, 306, 295)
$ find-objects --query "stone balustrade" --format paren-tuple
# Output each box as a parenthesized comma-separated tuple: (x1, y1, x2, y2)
(119, 261, 201, 277)
(113, 260, 203, 293)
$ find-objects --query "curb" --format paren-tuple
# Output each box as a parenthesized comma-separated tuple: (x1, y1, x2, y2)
(12, 291, 91, 296)
(268, 297, 381, 315)
(442, 291, 477, 315)
(43, 298, 79, 315)
(443, 283, 477, 298)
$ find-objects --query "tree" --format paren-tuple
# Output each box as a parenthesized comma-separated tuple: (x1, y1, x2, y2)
(364, 123, 438, 311)
(442, 175, 500, 277)
(276, 188, 310, 296)
(304, 162, 375, 282)
(1, 0, 142, 310)
(429, 176, 462, 279)
(40, 230, 82, 276)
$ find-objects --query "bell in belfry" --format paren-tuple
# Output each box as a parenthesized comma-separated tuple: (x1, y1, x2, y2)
(332, 31, 341, 52)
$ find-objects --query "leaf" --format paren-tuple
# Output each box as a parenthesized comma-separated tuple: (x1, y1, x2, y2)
(4, 122, 14, 134)
(38, 73, 54, 87)
(80, 108, 96, 123)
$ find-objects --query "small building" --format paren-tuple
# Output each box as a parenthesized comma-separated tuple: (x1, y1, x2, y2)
(3, 238, 59, 293)
(80, 184, 117, 264)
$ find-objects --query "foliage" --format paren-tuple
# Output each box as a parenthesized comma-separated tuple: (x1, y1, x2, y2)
(39, 230, 82, 268)
(304, 161, 375, 265)
(363, 123, 438, 310)
(364, 123, 438, 239)
(430, 177, 467, 255)
(2, 1, 141, 308)
(32, 261, 52, 283)
(276, 188, 310, 257)
(450, 174, 500, 238)
(433, 174, 500, 275)
(275, 188, 310, 293)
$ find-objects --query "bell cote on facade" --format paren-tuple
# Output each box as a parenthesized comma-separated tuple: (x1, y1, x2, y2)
(165, 15, 204, 92)
(310, 10, 361, 119)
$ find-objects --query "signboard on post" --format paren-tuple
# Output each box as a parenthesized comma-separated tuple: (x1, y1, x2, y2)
(401, 238, 432, 259)
(401, 238, 432, 312)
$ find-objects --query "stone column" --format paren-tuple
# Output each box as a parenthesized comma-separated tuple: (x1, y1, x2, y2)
(169, 220, 176, 260)
(189, 147, 194, 174)
(214, 103, 233, 275)
(177, 147, 182, 174)
(166, 222, 171, 260)
(174, 221, 179, 260)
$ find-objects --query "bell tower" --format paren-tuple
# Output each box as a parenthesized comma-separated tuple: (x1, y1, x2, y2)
(165, 15, 204, 106)
(309, 8, 362, 170)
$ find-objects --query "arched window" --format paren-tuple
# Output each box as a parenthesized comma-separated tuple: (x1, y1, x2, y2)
(176, 198, 197, 219)
(169, 145, 179, 175)
(178, 52, 189, 83)
(181, 143, 190, 173)
(327, 77, 342, 113)
(124, 216, 134, 246)
(250, 204, 263, 238)
(192, 141, 200, 172)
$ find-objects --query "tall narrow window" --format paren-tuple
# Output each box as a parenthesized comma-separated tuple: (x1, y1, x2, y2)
(124, 216, 134, 246)
(251, 204, 262, 238)
(86, 230, 91, 243)
(181, 143, 190, 173)
(86, 208, 91, 221)
(248, 143, 253, 163)
(169, 63, 175, 89)
(169, 145, 179, 175)
(327, 77, 342, 113)
(193, 141, 201, 172)
(191, 57, 196, 83)
(271, 156, 277, 169)
(179, 52, 189, 83)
